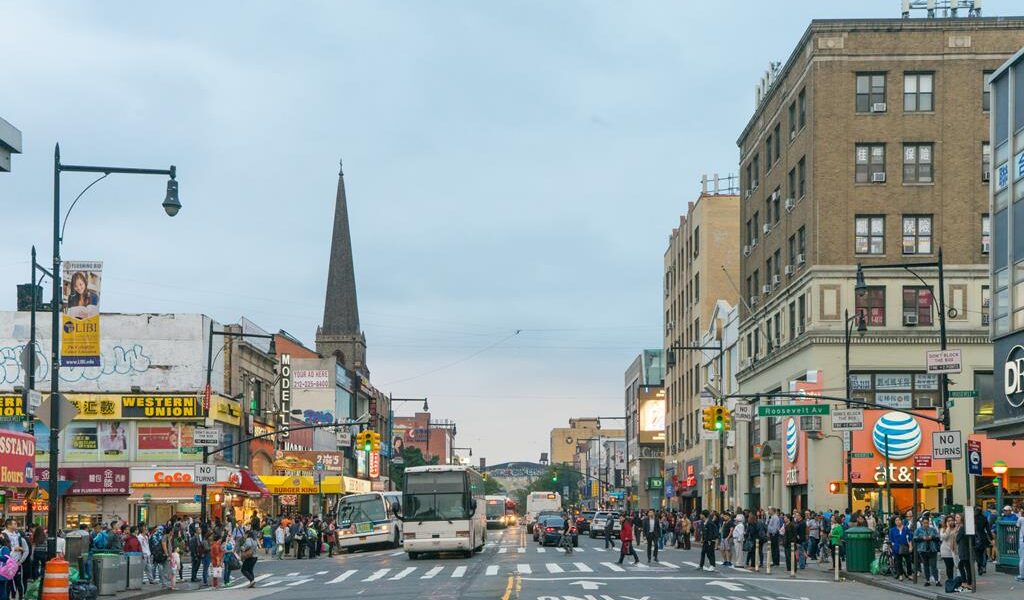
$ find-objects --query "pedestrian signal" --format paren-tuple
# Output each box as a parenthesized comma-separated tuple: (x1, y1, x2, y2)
(828, 481, 845, 494)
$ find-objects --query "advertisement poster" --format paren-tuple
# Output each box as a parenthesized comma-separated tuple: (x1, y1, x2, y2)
(137, 424, 202, 461)
(97, 422, 128, 459)
(61, 261, 102, 367)
(638, 386, 666, 443)
(65, 423, 98, 462)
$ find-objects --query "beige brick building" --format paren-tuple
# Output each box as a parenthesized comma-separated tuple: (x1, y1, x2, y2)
(735, 17, 1024, 513)
(663, 190, 740, 512)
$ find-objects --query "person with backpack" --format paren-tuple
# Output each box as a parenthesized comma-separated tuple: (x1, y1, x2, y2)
(148, 526, 168, 588)
(239, 531, 259, 588)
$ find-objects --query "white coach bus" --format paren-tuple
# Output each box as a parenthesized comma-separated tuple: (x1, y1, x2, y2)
(401, 465, 486, 559)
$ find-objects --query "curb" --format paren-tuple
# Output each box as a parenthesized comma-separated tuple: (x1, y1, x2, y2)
(845, 571, 964, 600)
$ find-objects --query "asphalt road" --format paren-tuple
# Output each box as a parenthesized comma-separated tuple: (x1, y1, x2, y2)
(200, 525, 919, 600)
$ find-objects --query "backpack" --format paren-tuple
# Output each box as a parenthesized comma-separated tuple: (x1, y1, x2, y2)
(0, 555, 19, 581)
(91, 532, 108, 551)
(944, 575, 963, 594)
(150, 537, 167, 563)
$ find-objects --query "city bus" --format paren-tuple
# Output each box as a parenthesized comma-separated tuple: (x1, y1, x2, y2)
(401, 465, 486, 558)
(485, 495, 513, 529)
(525, 490, 562, 524)
(334, 491, 403, 551)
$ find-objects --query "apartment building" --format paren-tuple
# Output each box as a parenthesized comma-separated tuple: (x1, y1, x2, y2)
(663, 189, 740, 513)
(735, 16, 1024, 513)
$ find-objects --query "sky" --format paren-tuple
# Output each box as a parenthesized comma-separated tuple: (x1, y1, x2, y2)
(0, 0, 1017, 464)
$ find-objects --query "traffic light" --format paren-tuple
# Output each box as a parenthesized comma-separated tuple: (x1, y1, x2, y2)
(720, 407, 733, 431)
(356, 430, 372, 453)
(552, 473, 558, 483)
(712, 406, 725, 430)
(370, 431, 381, 453)
(828, 481, 845, 494)
(702, 407, 715, 431)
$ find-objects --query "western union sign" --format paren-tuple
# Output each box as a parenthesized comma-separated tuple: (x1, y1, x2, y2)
(121, 396, 203, 419)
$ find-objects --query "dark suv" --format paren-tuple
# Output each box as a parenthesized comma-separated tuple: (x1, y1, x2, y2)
(575, 511, 595, 534)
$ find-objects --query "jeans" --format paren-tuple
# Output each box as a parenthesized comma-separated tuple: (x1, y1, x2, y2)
(797, 542, 807, 569)
(943, 556, 955, 581)
(646, 537, 658, 562)
(807, 537, 819, 560)
(699, 541, 716, 569)
(658, 532, 666, 550)
(604, 532, 615, 549)
(921, 552, 938, 582)
(201, 555, 211, 584)
(769, 534, 780, 565)
(241, 557, 257, 583)
(151, 560, 166, 586)
(977, 547, 988, 573)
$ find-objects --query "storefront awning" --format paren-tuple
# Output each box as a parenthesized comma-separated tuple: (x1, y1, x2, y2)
(231, 469, 271, 498)
(259, 475, 344, 495)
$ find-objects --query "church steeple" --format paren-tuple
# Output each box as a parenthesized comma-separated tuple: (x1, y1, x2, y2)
(316, 159, 367, 375)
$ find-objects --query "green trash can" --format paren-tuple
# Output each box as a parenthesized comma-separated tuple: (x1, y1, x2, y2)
(844, 526, 875, 573)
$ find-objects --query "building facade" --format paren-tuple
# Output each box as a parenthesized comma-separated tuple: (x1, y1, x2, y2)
(663, 189, 740, 512)
(624, 351, 666, 510)
(736, 17, 1024, 513)
(550, 418, 602, 466)
(0, 116, 21, 172)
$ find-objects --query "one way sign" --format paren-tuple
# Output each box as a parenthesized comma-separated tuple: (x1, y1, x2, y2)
(932, 430, 963, 461)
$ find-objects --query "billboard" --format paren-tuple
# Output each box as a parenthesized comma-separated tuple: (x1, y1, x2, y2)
(638, 386, 666, 444)
(61, 261, 102, 367)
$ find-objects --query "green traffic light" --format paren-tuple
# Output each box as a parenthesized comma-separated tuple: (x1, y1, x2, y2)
(364, 442, 372, 452)
(714, 420, 723, 430)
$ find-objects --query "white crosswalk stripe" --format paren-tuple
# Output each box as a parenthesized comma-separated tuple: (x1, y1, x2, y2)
(326, 570, 357, 584)
(498, 548, 508, 554)
(286, 572, 300, 577)
(537, 547, 545, 553)
(286, 579, 313, 587)
(421, 566, 443, 579)
(451, 566, 467, 578)
(683, 561, 700, 568)
(363, 569, 390, 582)
(485, 565, 499, 576)
(390, 567, 417, 580)
(517, 564, 532, 574)
(573, 562, 593, 572)
(658, 561, 679, 569)
(517, 547, 526, 553)
(601, 562, 625, 572)
(389, 551, 404, 557)
(260, 579, 284, 587)
(545, 563, 564, 573)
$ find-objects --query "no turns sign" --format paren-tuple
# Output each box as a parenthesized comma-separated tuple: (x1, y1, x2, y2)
(931, 430, 962, 460)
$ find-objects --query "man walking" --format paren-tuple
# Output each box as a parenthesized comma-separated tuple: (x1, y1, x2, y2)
(603, 515, 616, 549)
(643, 510, 660, 563)
(767, 508, 783, 566)
(698, 511, 719, 572)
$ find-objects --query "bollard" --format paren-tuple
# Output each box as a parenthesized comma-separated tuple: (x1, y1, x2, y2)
(790, 542, 796, 578)
(834, 544, 840, 581)
(42, 557, 70, 600)
(766, 544, 772, 575)
(755, 540, 761, 572)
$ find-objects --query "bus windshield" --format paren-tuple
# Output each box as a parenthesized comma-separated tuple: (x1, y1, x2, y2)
(338, 494, 388, 524)
(404, 471, 468, 521)
(485, 500, 504, 518)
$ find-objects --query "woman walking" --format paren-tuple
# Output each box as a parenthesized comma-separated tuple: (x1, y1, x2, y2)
(239, 531, 259, 588)
(914, 515, 940, 586)
(617, 515, 639, 565)
(889, 517, 913, 581)
(940, 515, 958, 583)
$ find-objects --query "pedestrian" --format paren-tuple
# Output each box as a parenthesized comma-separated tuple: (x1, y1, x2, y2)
(1015, 508, 1024, 582)
(806, 511, 820, 560)
(680, 513, 691, 550)
(767, 508, 782, 566)
(939, 515, 957, 583)
(642, 510, 660, 563)
(794, 512, 807, 570)
(603, 514, 616, 549)
(914, 515, 940, 586)
(209, 535, 224, 589)
(698, 511, 718, 572)
(239, 531, 259, 588)
(261, 521, 273, 556)
(973, 507, 990, 576)
(275, 521, 287, 560)
(732, 514, 746, 567)
(148, 526, 168, 588)
(828, 513, 844, 572)
(954, 513, 973, 588)
(782, 514, 796, 572)
(889, 516, 912, 581)
(617, 516, 639, 565)
(720, 513, 734, 567)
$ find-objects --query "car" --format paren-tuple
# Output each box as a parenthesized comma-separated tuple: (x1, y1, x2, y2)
(588, 511, 622, 539)
(532, 513, 562, 542)
(575, 511, 595, 534)
(539, 517, 578, 547)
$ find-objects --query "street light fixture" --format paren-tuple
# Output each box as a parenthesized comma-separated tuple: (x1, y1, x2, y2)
(843, 308, 867, 513)
(46, 145, 179, 559)
(993, 460, 1008, 513)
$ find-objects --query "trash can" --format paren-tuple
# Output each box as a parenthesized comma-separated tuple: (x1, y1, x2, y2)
(844, 526, 875, 573)
(64, 530, 90, 567)
(92, 552, 126, 596)
(124, 553, 144, 590)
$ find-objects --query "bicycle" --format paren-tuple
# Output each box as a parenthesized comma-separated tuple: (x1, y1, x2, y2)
(560, 532, 575, 554)
(874, 538, 895, 576)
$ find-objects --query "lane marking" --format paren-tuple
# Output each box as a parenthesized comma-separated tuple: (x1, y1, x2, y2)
(545, 563, 564, 573)
(683, 561, 700, 567)
(250, 574, 272, 584)
(363, 569, 390, 582)
(517, 575, 829, 583)
(498, 548, 508, 554)
(286, 579, 313, 586)
(517, 547, 526, 554)
(593, 547, 606, 552)
(286, 572, 299, 577)
(601, 562, 626, 572)
(501, 575, 514, 600)
(325, 570, 357, 584)
(316, 571, 329, 575)
(486, 565, 500, 576)
(389, 551, 404, 557)
(421, 566, 443, 579)
(573, 562, 593, 572)
(451, 566, 467, 578)
(659, 561, 680, 569)
(259, 580, 283, 587)
(517, 564, 532, 574)
(537, 548, 545, 553)
(389, 567, 417, 580)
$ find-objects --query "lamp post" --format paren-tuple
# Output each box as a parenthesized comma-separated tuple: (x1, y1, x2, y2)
(855, 250, 952, 507)
(992, 460, 1008, 515)
(47, 144, 178, 558)
(844, 308, 867, 514)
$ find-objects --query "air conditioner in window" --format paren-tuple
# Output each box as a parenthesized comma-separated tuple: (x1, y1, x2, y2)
(796, 253, 806, 265)
(982, 171, 991, 182)
(796, 323, 805, 335)
(761, 284, 772, 295)
(771, 191, 780, 201)
(800, 416, 823, 433)
(763, 223, 772, 235)
(983, 297, 991, 307)
(982, 315, 991, 326)
(750, 296, 759, 306)
(790, 130, 797, 141)
(982, 241, 991, 254)
(751, 237, 759, 247)
(772, 275, 782, 286)
(903, 313, 919, 326)
(785, 198, 796, 212)
(872, 172, 887, 183)
(744, 190, 752, 199)
(743, 245, 751, 257)
(915, 396, 939, 409)
(784, 265, 795, 276)
(871, 102, 887, 113)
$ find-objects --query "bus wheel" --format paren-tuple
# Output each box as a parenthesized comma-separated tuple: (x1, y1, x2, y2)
(408, 552, 419, 560)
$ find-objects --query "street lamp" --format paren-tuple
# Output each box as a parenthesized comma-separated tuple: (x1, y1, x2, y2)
(47, 144, 178, 559)
(844, 308, 867, 513)
(992, 460, 1008, 514)
(855, 250, 952, 507)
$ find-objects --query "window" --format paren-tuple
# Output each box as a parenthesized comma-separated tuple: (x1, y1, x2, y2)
(788, 167, 796, 200)
(772, 312, 781, 347)
(974, 371, 995, 428)
(746, 219, 753, 245)
(856, 73, 886, 112)
(746, 276, 753, 301)
(752, 154, 760, 189)
(902, 286, 934, 326)
(855, 286, 886, 326)
(982, 142, 991, 182)
(797, 226, 806, 256)
(753, 212, 760, 242)
(745, 163, 752, 194)
(765, 134, 773, 167)
(693, 226, 700, 257)
(798, 88, 806, 128)
(797, 294, 806, 331)
(694, 273, 700, 303)
(788, 234, 797, 266)
(765, 197, 773, 227)
(773, 123, 781, 162)
(772, 190, 780, 224)
(982, 214, 991, 254)
(983, 70, 993, 112)
(903, 72, 934, 112)
(902, 215, 933, 255)
(798, 157, 806, 197)
(982, 285, 991, 327)
(788, 302, 797, 339)
(765, 257, 773, 286)
(788, 101, 797, 139)
(855, 144, 886, 183)
(855, 215, 885, 255)
(903, 143, 933, 183)
(753, 270, 760, 298)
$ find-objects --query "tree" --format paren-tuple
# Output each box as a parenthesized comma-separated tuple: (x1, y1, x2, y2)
(389, 446, 439, 490)
(483, 475, 504, 495)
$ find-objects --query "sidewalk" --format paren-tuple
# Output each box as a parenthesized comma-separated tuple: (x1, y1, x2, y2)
(845, 569, 1024, 600)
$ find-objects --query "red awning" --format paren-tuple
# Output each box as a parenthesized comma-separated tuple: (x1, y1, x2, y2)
(232, 469, 271, 498)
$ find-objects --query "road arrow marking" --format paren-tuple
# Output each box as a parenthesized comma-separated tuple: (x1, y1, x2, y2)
(568, 580, 606, 590)
(706, 580, 746, 591)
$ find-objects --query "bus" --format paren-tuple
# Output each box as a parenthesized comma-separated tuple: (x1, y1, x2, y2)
(334, 491, 403, 551)
(484, 495, 514, 529)
(401, 465, 486, 558)
(525, 491, 562, 524)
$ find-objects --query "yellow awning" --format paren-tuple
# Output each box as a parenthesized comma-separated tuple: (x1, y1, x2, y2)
(258, 475, 343, 495)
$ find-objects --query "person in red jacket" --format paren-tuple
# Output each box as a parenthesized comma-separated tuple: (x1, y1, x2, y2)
(123, 527, 143, 553)
(617, 515, 640, 565)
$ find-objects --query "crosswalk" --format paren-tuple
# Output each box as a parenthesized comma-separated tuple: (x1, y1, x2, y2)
(233, 558, 711, 588)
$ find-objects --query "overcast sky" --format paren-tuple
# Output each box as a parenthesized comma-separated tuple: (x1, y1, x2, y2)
(1, 1, 1016, 464)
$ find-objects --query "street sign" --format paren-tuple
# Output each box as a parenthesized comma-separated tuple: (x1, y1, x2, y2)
(193, 464, 217, 485)
(192, 427, 220, 447)
(831, 408, 864, 431)
(964, 505, 976, 535)
(25, 390, 42, 415)
(926, 349, 962, 374)
(35, 393, 79, 432)
(701, 429, 719, 441)
(757, 404, 830, 417)
(914, 455, 933, 468)
(842, 431, 851, 452)
(948, 390, 978, 398)
(699, 390, 715, 408)
(967, 440, 982, 476)
(850, 452, 875, 459)
(932, 430, 963, 460)
(337, 430, 352, 447)
(732, 403, 753, 422)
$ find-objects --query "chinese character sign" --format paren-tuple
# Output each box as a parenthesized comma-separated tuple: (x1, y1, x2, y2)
(61, 261, 102, 367)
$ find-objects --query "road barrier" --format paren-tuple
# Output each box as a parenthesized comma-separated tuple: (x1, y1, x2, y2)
(42, 557, 69, 600)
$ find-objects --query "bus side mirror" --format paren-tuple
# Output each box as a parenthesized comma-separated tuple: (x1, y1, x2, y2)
(391, 501, 402, 517)
(470, 499, 478, 514)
